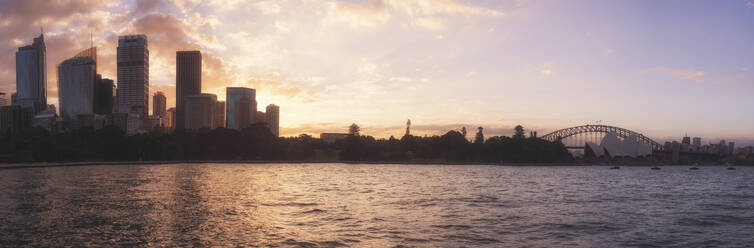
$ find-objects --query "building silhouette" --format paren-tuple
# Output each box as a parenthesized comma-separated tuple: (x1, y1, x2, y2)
(175, 51, 201, 130)
(255, 111, 266, 125)
(214, 101, 225, 129)
(0, 92, 8, 106)
(94, 77, 115, 115)
(166, 107, 176, 131)
(225, 87, 256, 130)
(265, 104, 279, 137)
(57, 56, 96, 124)
(0, 105, 32, 135)
(185, 93, 217, 130)
(15, 33, 47, 114)
(153, 91, 166, 119)
(116, 35, 149, 116)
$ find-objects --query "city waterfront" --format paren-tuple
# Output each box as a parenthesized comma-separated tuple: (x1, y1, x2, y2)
(1, 163, 752, 247)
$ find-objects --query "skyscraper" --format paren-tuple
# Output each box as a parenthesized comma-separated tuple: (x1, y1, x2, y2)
(57, 56, 96, 122)
(225, 87, 256, 130)
(15, 33, 46, 114)
(116, 35, 149, 115)
(175, 51, 201, 130)
(185, 93, 217, 130)
(153, 91, 166, 119)
(266, 104, 279, 137)
(94, 77, 115, 115)
(214, 101, 225, 129)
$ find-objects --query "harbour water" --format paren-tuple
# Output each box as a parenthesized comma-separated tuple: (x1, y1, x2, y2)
(0, 163, 752, 247)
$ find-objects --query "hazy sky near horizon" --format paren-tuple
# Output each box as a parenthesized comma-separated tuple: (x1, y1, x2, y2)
(1, 0, 753, 142)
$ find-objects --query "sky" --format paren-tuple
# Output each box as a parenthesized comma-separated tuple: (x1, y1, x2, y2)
(1, 0, 753, 145)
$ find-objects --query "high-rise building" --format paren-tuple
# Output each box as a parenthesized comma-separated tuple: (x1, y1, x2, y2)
(692, 137, 701, 151)
(94, 77, 115, 115)
(10, 93, 17, 106)
(728, 142, 735, 156)
(214, 101, 225, 129)
(116, 35, 149, 115)
(225, 87, 256, 130)
(266, 104, 279, 137)
(175, 51, 201, 130)
(15, 33, 47, 114)
(58, 56, 96, 122)
(153, 91, 166, 119)
(185, 93, 217, 130)
(166, 107, 176, 131)
(0, 92, 8, 106)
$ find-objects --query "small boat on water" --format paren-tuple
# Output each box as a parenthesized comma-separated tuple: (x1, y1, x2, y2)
(726, 163, 736, 170)
(610, 166, 620, 169)
(690, 163, 700, 170)
(651, 166, 661, 170)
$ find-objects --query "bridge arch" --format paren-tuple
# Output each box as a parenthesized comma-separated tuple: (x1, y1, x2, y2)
(541, 125, 664, 151)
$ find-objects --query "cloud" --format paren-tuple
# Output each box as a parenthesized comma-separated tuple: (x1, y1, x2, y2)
(323, 0, 503, 30)
(748, 1, 754, 8)
(641, 67, 707, 82)
(540, 69, 553, 76)
(603, 48, 614, 57)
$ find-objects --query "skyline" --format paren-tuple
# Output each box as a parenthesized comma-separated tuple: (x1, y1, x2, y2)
(1, 0, 753, 144)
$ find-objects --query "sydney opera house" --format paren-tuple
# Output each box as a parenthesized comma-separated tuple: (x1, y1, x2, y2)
(584, 132, 653, 158)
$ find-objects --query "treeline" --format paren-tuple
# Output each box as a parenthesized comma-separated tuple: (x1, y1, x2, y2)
(0, 124, 573, 163)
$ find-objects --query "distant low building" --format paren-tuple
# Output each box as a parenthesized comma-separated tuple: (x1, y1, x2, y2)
(320, 133, 349, 144)
(0, 92, 8, 106)
(0, 105, 32, 136)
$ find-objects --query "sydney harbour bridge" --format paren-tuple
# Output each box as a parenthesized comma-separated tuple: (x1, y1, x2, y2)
(540, 124, 664, 151)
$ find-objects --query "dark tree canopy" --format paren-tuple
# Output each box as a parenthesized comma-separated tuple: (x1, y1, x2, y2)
(0, 124, 573, 164)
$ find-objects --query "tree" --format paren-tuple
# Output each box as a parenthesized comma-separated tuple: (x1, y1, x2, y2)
(474, 127, 484, 144)
(349, 123, 360, 136)
(514, 125, 525, 139)
(461, 127, 467, 139)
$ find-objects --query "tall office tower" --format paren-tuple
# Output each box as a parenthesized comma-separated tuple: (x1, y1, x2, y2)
(153, 91, 166, 118)
(10, 93, 17, 105)
(214, 101, 225, 129)
(265, 104, 279, 137)
(116, 35, 149, 115)
(0, 93, 8, 106)
(58, 56, 96, 122)
(185, 93, 217, 130)
(15, 33, 47, 114)
(94, 77, 115, 115)
(175, 51, 201, 130)
(225, 87, 256, 130)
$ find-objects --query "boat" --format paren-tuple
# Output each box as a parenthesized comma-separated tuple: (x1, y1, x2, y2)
(690, 163, 699, 170)
(726, 163, 736, 170)
(610, 166, 620, 169)
(651, 166, 661, 170)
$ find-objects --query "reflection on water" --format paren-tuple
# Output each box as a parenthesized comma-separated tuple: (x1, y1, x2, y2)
(1, 164, 753, 247)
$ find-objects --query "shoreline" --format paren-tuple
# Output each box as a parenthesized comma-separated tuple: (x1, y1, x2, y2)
(0, 160, 746, 170)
